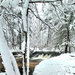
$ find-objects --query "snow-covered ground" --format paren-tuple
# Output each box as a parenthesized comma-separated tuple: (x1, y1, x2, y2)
(33, 52, 75, 75)
(0, 73, 5, 75)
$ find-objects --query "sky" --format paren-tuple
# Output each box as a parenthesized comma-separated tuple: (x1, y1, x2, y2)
(36, 3, 44, 18)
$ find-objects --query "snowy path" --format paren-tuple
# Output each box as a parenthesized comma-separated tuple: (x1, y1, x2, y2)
(33, 53, 75, 75)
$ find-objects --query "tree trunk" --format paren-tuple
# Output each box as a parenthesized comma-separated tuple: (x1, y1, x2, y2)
(0, 18, 20, 75)
(65, 26, 70, 53)
(65, 44, 68, 53)
(26, 9, 30, 75)
(47, 28, 52, 50)
(21, 0, 30, 75)
(23, 31, 27, 74)
(65, 12, 74, 53)
(19, 29, 22, 50)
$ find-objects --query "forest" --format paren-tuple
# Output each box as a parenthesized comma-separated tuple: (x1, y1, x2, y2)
(0, 0, 75, 75)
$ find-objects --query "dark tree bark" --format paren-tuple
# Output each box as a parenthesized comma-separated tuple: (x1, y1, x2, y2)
(23, 31, 27, 73)
(65, 44, 68, 53)
(12, 25, 15, 48)
(65, 12, 74, 53)
(23, 31, 27, 54)
(65, 26, 70, 53)
(19, 29, 21, 50)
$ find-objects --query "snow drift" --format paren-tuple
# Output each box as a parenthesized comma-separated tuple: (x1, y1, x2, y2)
(33, 53, 75, 75)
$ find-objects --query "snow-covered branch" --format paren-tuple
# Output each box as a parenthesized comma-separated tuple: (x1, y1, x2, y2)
(29, 8, 51, 29)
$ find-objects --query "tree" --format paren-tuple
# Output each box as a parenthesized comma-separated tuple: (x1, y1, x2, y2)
(0, 0, 30, 75)
(28, 0, 75, 53)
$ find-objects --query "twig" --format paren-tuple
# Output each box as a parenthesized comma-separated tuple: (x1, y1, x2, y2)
(28, 8, 51, 29)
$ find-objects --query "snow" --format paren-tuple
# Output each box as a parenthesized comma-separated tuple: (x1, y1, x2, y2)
(0, 73, 5, 75)
(31, 54, 51, 60)
(0, 17, 20, 75)
(21, 40, 26, 53)
(13, 29, 19, 36)
(21, 0, 30, 32)
(0, 0, 19, 8)
(33, 53, 75, 75)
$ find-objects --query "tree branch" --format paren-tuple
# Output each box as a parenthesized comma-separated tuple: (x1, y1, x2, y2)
(29, 1, 56, 3)
(51, 3, 63, 23)
(28, 8, 51, 29)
